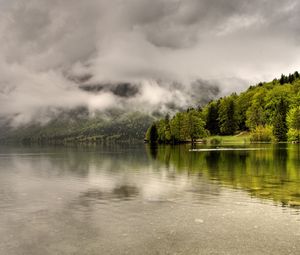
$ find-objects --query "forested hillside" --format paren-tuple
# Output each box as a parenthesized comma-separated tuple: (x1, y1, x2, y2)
(2, 72, 300, 145)
(146, 72, 300, 143)
(0, 110, 153, 144)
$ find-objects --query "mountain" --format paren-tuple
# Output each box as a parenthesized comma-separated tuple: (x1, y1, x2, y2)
(0, 109, 154, 144)
(0, 80, 222, 144)
(4, 72, 300, 144)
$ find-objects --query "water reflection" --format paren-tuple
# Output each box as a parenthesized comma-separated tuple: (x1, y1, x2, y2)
(146, 144, 300, 208)
(1, 144, 299, 209)
(1, 144, 300, 255)
(148, 145, 158, 160)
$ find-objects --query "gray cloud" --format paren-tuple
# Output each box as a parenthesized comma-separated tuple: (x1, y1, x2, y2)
(0, 0, 300, 125)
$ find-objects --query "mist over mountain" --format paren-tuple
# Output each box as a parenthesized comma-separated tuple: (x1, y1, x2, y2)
(1, 0, 300, 133)
(0, 79, 221, 143)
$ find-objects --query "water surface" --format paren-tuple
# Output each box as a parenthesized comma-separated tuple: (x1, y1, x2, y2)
(0, 144, 300, 254)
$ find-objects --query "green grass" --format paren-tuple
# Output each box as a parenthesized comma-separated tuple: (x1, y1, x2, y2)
(207, 132, 251, 144)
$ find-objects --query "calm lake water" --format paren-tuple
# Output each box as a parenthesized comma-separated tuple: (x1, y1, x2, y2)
(0, 143, 300, 255)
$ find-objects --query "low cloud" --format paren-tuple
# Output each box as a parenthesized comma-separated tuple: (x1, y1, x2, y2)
(0, 0, 300, 125)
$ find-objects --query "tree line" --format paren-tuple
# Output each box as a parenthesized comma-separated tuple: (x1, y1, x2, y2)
(146, 71, 300, 144)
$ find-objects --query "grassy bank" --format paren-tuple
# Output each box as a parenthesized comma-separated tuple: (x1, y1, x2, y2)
(206, 132, 251, 145)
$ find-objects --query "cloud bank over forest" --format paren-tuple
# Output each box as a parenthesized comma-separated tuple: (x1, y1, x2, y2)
(1, 0, 300, 125)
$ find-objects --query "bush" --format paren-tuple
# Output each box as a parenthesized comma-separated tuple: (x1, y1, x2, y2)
(210, 137, 222, 145)
(250, 125, 274, 143)
(287, 128, 300, 143)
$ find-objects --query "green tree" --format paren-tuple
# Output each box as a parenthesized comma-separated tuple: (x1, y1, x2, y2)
(235, 90, 256, 131)
(246, 102, 266, 130)
(287, 106, 300, 143)
(164, 114, 172, 143)
(244, 88, 267, 130)
(186, 109, 208, 143)
(170, 112, 188, 143)
(156, 119, 166, 143)
(279, 74, 288, 85)
(205, 101, 220, 135)
(273, 98, 289, 141)
(156, 114, 172, 143)
(218, 96, 238, 135)
(145, 70, 300, 144)
(148, 124, 158, 143)
(264, 85, 292, 124)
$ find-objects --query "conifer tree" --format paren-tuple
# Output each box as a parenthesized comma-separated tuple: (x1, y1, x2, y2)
(206, 102, 220, 135)
(273, 98, 288, 141)
(149, 124, 158, 143)
(218, 97, 238, 135)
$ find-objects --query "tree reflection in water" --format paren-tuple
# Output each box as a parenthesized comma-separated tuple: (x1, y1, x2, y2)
(146, 144, 300, 208)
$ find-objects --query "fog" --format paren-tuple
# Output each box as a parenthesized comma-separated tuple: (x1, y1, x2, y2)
(1, 0, 300, 125)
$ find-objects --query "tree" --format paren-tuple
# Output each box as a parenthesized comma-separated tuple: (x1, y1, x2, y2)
(287, 106, 300, 143)
(264, 85, 292, 124)
(288, 73, 295, 84)
(186, 109, 208, 143)
(279, 74, 288, 85)
(170, 112, 187, 143)
(156, 119, 166, 143)
(218, 96, 238, 135)
(246, 102, 266, 130)
(164, 114, 172, 142)
(235, 89, 257, 131)
(273, 98, 289, 141)
(148, 124, 158, 143)
(205, 101, 220, 135)
(145, 70, 300, 143)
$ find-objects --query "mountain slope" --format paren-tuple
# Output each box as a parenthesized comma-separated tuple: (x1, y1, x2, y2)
(0, 110, 154, 144)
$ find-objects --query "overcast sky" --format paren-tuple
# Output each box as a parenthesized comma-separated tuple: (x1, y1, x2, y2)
(1, 0, 300, 125)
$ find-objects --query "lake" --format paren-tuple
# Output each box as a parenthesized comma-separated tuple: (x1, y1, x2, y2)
(0, 143, 300, 254)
